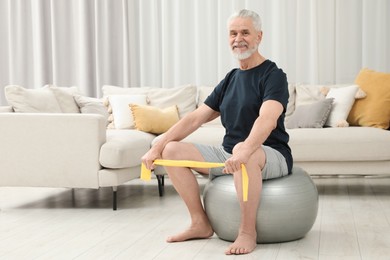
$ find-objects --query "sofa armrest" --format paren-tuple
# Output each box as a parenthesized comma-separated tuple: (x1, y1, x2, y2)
(0, 113, 106, 188)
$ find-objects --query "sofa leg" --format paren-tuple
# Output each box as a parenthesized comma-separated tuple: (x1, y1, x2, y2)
(157, 175, 165, 197)
(112, 186, 118, 211)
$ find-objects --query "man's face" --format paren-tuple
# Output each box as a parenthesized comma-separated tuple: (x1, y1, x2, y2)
(229, 17, 262, 60)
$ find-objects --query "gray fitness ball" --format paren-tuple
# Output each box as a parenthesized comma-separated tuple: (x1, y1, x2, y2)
(203, 167, 318, 243)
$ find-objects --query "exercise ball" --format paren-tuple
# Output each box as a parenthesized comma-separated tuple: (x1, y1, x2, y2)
(203, 167, 318, 243)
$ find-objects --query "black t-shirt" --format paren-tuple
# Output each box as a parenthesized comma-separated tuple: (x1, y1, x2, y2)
(204, 60, 293, 173)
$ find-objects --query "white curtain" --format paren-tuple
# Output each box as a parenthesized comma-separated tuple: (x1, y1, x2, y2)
(1, 0, 389, 105)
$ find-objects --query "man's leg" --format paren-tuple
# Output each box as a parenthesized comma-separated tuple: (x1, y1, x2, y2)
(225, 146, 265, 255)
(161, 141, 214, 242)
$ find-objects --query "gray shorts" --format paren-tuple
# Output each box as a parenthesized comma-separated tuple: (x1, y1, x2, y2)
(194, 144, 289, 180)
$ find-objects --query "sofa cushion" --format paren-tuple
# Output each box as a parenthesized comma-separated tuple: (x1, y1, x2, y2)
(294, 84, 326, 107)
(0, 106, 13, 112)
(100, 130, 156, 169)
(294, 84, 357, 107)
(5, 84, 80, 113)
(5, 85, 62, 112)
(48, 84, 80, 113)
(347, 68, 390, 129)
(287, 127, 390, 162)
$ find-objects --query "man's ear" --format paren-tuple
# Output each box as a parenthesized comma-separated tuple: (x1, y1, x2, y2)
(257, 31, 263, 44)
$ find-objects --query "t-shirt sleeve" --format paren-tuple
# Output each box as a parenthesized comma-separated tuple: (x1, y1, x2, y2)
(204, 69, 237, 112)
(263, 69, 289, 110)
(204, 83, 222, 112)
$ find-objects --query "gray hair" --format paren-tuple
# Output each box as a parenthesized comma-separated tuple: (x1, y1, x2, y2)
(227, 9, 262, 32)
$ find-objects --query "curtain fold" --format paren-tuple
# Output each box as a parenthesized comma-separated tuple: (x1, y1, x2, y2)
(1, 0, 389, 105)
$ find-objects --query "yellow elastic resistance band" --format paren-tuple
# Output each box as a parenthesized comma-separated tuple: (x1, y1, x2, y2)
(141, 159, 249, 202)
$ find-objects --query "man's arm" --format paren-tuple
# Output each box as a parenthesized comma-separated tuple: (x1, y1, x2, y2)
(142, 104, 220, 169)
(244, 100, 283, 150)
(224, 100, 283, 173)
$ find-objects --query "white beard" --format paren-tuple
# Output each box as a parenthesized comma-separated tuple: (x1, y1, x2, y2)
(232, 45, 258, 60)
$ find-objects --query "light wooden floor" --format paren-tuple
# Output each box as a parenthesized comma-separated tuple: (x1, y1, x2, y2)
(1, 175, 390, 260)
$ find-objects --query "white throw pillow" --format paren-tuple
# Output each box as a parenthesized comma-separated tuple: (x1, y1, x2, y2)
(325, 85, 359, 127)
(108, 95, 147, 129)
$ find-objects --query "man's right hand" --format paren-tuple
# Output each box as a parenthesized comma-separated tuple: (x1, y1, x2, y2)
(141, 147, 162, 170)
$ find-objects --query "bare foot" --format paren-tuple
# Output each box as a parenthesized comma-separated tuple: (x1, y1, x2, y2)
(225, 232, 257, 255)
(166, 223, 214, 242)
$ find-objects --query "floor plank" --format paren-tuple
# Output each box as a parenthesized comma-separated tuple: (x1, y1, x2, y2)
(1, 175, 390, 259)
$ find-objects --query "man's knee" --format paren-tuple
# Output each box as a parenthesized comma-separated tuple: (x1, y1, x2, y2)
(161, 141, 181, 159)
(233, 143, 265, 168)
(161, 142, 205, 163)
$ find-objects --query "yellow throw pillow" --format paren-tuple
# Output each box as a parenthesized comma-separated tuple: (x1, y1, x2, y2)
(129, 104, 179, 134)
(347, 68, 390, 129)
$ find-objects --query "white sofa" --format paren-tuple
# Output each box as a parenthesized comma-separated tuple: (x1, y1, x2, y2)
(1, 82, 390, 208)
(0, 112, 149, 210)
